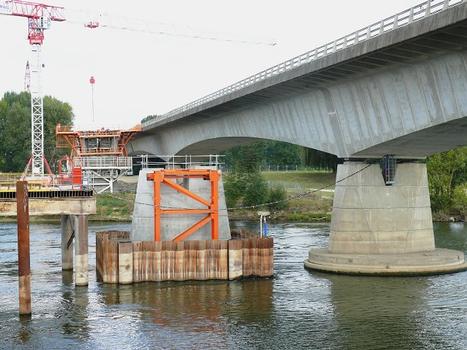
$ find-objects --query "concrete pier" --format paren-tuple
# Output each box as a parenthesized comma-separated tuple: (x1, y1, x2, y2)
(305, 161, 467, 275)
(74, 215, 89, 286)
(61, 215, 74, 271)
(131, 168, 231, 241)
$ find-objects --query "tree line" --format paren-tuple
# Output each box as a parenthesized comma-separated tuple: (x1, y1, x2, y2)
(0, 91, 73, 172)
(223, 140, 467, 217)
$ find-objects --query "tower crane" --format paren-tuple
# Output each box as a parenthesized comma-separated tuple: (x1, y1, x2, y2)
(1, 0, 276, 184)
(24, 61, 30, 92)
(0, 0, 65, 178)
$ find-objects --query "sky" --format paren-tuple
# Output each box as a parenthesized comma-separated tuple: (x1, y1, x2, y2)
(0, 0, 424, 130)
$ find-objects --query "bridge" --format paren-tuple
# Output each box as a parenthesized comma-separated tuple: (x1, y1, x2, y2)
(130, 0, 467, 275)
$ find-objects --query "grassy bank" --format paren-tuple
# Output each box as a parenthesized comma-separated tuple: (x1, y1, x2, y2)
(93, 192, 135, 222)
(90, 171, 335, 223)
(263, 171, 334, 222)
(1, 169, 460, 223)
(228, 171, 335, 222)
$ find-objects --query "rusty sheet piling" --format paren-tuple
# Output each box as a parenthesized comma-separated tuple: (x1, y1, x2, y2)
(16, 181, 31, 316)
(96, 231, 273, 283)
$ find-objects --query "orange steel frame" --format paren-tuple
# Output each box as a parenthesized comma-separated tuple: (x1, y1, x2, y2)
(147, 169, 219, 242)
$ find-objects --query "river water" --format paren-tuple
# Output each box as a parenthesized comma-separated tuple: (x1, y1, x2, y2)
(0, 221, 466, 349)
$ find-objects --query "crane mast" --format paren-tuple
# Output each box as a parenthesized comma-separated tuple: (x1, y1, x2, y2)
(1, 0, 65, 177)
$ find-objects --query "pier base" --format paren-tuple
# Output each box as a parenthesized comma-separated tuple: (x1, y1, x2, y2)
(305, 161, 467, 276)
(61, 215, 74, 271)
(74, 215, 89, 286)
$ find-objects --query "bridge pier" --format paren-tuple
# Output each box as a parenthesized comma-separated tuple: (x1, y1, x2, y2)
(305, 161, 467, 275)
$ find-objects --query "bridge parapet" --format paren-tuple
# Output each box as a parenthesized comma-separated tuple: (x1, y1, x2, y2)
(142, 0, 465, 129)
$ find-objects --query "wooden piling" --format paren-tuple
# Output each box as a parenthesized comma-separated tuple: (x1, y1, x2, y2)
(16, 181, 31, 316)
(142, 241, 152, 282)
(262, 238, 274, 277)
(74, 215, 89, 286)
(60, 215, 73, 271)
(118, 241, 133, 284)
(174, 241, 185, 281)
(205, 240, 215, 280)
(95, 232, 274, 283)
(184, 240, 193, 280)
(133, 241, 143, 283)
(242, 239, 252, 278)
(196, 241, 207, 280)
(153, 242, 162, 282)
(228, 240, 243, 280)
(218, 240, 228, 280)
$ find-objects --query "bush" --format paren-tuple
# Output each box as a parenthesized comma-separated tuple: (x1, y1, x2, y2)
(224, 173, 243, 208)
(224, 172, 269, 209)
(452, 184, 467, 215)
(267, 185, 288, 210)
(243, 173, 268, 207)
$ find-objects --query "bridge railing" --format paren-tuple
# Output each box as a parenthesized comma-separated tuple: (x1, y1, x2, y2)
(142, 0, 465, 128)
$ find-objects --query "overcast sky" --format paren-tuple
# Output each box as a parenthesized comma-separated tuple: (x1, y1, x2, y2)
(0, 0, 423, 130)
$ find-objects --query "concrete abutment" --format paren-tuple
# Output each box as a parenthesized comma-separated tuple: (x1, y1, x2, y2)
(305, 161, 467, 275)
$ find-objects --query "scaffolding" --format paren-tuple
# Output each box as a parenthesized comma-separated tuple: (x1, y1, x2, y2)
(146, 169, 220, 242)
(55, 124, 140, 193)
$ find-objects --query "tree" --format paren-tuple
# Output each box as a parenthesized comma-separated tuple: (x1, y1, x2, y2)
(0, 91, 73, 172)
(427, 147, 467, 213)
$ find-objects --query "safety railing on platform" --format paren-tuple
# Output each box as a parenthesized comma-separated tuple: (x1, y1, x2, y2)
(141, 0, 464, 128)
(73, 156, 133, 169)
(139, 154, 224, 169)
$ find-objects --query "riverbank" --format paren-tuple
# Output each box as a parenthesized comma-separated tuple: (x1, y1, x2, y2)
(89, 171, 335, 223)
(0, 170, 462, 223)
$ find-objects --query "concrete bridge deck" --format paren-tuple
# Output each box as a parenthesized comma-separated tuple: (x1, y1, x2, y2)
(132, 0, 467, 158)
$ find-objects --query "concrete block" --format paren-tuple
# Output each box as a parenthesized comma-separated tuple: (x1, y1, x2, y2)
(131, 168, 230, 241)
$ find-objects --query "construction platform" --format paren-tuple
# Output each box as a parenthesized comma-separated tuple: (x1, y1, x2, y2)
(0, 189, 95, 216)
(55, 124, 140, 193)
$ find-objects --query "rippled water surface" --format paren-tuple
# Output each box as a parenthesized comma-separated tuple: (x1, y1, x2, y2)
(1, 221, 467, 349)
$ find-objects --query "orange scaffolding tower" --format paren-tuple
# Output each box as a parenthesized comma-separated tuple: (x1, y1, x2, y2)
(55, 124, 141, 157)
(147, 169, 219, 242)
(55, 124, 141, 192)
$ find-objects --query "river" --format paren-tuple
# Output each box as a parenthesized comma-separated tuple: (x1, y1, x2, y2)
(0, 221, 466, 349)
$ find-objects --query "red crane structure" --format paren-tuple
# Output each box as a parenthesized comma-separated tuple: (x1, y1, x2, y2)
(1, 0, 65, 178)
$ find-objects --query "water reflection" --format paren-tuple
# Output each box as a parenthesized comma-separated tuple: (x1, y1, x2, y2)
(0, 222, 466, 349)
(323, 273, 427, 349)
(57, 271, 91, 340)
(99, 279, 274, 333)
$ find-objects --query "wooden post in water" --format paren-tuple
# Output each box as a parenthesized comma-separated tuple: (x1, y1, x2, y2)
(61, 215, 73, 271)
(118, 241, 133, 284)
(16, 181, 31, 316)
(74, 215, 89, 286)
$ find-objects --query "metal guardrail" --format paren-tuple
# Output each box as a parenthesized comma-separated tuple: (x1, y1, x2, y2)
(139, 154, 224, 169)
(0, 190, 94, 200)
(73, 156, 133, 169)
(142, 0, 464, 128)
